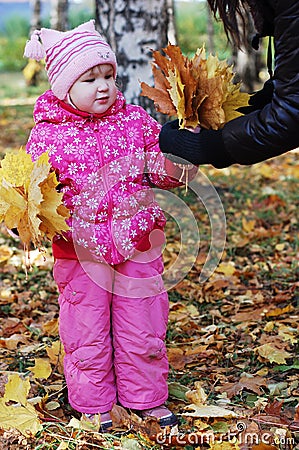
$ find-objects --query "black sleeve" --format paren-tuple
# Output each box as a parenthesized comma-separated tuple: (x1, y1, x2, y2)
(222, 0, 299, 165)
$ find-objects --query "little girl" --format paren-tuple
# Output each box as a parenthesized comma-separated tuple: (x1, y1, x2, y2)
(24, 20, 197, 432)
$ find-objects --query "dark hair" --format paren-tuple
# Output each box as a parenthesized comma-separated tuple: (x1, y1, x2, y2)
(207, 0, 247, 47)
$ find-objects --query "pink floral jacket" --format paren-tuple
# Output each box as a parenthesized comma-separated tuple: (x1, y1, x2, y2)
(26, 90, 197, 264)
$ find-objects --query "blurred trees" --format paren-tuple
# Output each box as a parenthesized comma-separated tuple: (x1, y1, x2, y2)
(0, 0, 267, 96)
(230, 7, 262, 91)
(50, 0, 69, 30)
(30, 0, 42, 32)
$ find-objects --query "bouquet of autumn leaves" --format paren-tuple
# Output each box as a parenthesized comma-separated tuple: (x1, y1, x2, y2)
(140, 44, 250, 130)
(0, 148, 69, 253)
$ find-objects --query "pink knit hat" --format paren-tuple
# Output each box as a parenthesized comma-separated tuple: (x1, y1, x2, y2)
(24, 20, 117, 100)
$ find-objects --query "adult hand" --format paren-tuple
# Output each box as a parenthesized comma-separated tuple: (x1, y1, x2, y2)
(159, 119, 234, 168)
(238, 79, 274, 114)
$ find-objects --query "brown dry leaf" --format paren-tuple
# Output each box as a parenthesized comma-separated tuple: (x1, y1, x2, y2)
(265, 304, 294, 318)
(167, 347, 198, 370)
(140, 44, 249, 130)
(252, 445, 279, 450)
(0, 334, 29, 350)
(46, 340, 65, 374)
(140, 66, 177, 116)
(218, 375, 267, 399)
(110, 403, 132, 428)
(42, 317, 59, 336)
(185, 381, 208, 406)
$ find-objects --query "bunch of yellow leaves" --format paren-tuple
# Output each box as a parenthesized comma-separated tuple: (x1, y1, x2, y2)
(0, 148, 69, 252)
(140, 44, 250, 130)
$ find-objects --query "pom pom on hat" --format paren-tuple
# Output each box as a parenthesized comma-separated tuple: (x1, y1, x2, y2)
(23, 20, 117, 100)
(24, 30, 46, 61)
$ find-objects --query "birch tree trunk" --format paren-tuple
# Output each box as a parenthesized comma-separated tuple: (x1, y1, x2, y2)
(95, 0, 176, 115)
(206, 1, 215, 55)
(231, 8, 262, 91)
(30, 0, 42, 33)
(50, 0, 69, 31)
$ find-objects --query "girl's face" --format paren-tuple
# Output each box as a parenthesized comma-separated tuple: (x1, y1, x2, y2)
(69, 64, 117, 115)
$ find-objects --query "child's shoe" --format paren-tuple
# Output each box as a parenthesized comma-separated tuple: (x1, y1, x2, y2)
(81, 411, 112, 432)
(140, 405, 178, 427)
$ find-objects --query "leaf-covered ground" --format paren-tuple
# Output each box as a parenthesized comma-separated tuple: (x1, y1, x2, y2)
(0, 104, 298, 449)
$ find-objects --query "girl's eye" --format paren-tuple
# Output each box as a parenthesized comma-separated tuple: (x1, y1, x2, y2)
(105, 74, 113, 80)
(83, 78, 95, 83)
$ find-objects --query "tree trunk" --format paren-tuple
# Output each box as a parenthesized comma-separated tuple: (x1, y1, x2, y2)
(231, 8, 262, 91)
(50, 0, 69, 31)
(30, 0, 42, 33)
(95, 0, 176, 116)
(206, 1, 215, 55)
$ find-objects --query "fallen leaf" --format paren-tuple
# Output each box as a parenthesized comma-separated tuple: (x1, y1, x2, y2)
(46, 340, 65, 374)
(42, 317, 59, 336)
(0, 244, 13, 265)
(185, 381, 208, 406)
(218, 375, 266, 399)
(254, 344, 291, 364)
(0, 398, 42, 437)
(3, 373, 30, 406)
(0, 374, 42, 437)
(28, 358, 52, 379)
(183, 404, 239, 418)
(210, 442, 241, 450)
(216, 262, 236, 276)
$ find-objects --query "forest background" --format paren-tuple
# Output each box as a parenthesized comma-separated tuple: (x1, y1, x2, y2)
(0, 1, 298, 449)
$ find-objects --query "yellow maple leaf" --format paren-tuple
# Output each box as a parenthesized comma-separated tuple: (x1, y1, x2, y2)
(0, 148, 69, 251)
(28, 358, 52, 379)
(255, 344, 291, 364)
(0, 398, 42, 437)
(216, 261, 236, 276)
(166, 67, 186, 126)
(3, 373, 30, 406)
(0, 373, 42, 437)
(0, 150, 33, 188)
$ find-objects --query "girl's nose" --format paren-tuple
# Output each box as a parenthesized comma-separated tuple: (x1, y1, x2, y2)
(97, 80, 109, 91)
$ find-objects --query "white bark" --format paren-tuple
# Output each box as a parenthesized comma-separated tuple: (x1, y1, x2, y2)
(50, 0, 69, 31)
(95, 0, 177, 113)
(29, 0, 42, 33)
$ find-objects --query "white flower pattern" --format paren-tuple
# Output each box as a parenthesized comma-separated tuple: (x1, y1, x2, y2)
(25, 89, 195, 264)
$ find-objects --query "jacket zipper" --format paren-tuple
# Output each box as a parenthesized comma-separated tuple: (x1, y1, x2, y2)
(94, 123, 117, 263)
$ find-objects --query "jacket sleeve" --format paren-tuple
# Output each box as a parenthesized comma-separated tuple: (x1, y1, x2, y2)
(222, 0, 299, 165)
(26, 124, 45, 160)
(142, 110, 198, 188)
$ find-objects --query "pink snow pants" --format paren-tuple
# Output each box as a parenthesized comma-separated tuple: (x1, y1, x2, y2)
(53, 248, 169, 414)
